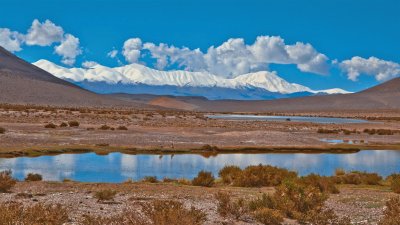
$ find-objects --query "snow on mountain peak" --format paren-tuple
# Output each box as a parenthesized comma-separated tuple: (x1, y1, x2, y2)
(33, 59, 350, 95)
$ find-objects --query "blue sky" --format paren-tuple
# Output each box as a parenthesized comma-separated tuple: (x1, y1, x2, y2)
(1, 0, 399, 92)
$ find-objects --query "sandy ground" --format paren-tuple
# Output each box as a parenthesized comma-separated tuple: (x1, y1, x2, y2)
(0, 182, 396, 225)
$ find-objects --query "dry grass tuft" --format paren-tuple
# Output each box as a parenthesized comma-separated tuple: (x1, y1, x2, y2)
(192, 170, 215, 187)
(0, 170, 16, 193)
(0, 202, 69, 225)
(378, 197, 400, 225)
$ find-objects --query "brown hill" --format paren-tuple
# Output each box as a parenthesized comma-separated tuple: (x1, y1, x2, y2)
(0, 47, 152, 108)
(169, 78, 400, 112)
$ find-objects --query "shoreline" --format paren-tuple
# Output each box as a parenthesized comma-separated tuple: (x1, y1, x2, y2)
(1, 143, 400, 158)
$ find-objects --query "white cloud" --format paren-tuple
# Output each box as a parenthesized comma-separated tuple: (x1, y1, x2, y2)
(82, 61, 99, 68)
(338, 56, 400, 81)
(25, 19, 64, 46)
(54, 34, 82, 66)
(122, 38, 142, 63)
(107, 49, 118, 58)
(128, 36, 330, 78)
(0, 28, 24, 52)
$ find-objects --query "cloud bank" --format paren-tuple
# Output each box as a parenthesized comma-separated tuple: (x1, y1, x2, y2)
(120, 36, 330, 78)
(338, 56, 400, 81)
(0, 19, 81, 66)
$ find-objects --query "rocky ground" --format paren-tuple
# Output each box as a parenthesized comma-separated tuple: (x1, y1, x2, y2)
(0, 182, 397, 225)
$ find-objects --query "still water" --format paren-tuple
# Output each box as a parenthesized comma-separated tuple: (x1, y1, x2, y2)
(206, 114, 369, 124)
(0, 150, 399, 182)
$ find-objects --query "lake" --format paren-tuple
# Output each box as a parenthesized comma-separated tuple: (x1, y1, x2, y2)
(206, 114, 370, 124)
(0, 150, 399, 182)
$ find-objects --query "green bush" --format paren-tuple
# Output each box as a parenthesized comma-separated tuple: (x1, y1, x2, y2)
(25, 173, 43, 181)
(218, 165, 242, 185)
(192, 170, 214, 187)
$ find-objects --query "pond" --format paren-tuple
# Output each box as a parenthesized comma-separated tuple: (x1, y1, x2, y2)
(0, 150, 399, 182)
(206, 114, 370, 124)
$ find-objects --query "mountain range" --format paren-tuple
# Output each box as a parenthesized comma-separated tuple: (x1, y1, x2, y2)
(33, 59, 350, 100)
(1, 46, 399, 112)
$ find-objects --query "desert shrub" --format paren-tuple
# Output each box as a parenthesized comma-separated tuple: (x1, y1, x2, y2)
(387, 174, 400, 194)
(299, 209, 351, 225)
(363, 128, 396, 135)
(68, 120, 80, 127)
(192, 170, 214, 187)
(99, 124, 111, 130)
(59, 122, 68, 127)
(335, 168, 346, 176)
(335, 171, 382, 185)
(317, 128, 339, 134)
(0, 170, 16, 193)
(142, 176, 158, 183)
(25, 173, 43, 181)
(215, 192, 248, 219)
(200, 144, 218, 151)
(0, 202, 69, 225)
(253, 208, 284, 225)
(94, 189, 117, 202)
(233, 164, 297, 187)
(143, 200, 206, 225)
(117, 125, 128, 130)
(44, 123, 57, 128)
(273, 180, 328, 219)
(300, 174, 339, 194)
(0, 127, 5, 134)
(218, 165, 242, 185)
(378, 197, 400, 225)
(248, 194, 277, 211)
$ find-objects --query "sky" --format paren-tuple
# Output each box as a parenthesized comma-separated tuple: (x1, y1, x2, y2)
(0, 0, 399, 92)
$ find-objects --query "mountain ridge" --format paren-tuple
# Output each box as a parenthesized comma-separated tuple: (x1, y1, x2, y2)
(33, 59, 350, 100)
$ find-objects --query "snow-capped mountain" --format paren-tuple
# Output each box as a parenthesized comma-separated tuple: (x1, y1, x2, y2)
(33, 59, 351, 100)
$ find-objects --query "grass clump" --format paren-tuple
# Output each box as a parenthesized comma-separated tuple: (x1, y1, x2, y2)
(0, 127, 5, 134)
(0, 202, 69, 225)
(0, 170, 16, 193)
(192, 170, 215, 187)
(25, 173, 43, 181)
(94, 189, 117, 202)
(44, 123, 57, 128)
(215, 192, 248, 220)
(378, 197, 400, 225)
(68, 120, 80, 127)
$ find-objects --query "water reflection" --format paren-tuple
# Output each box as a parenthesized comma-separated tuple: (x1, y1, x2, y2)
(0, 150, 399, 182)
